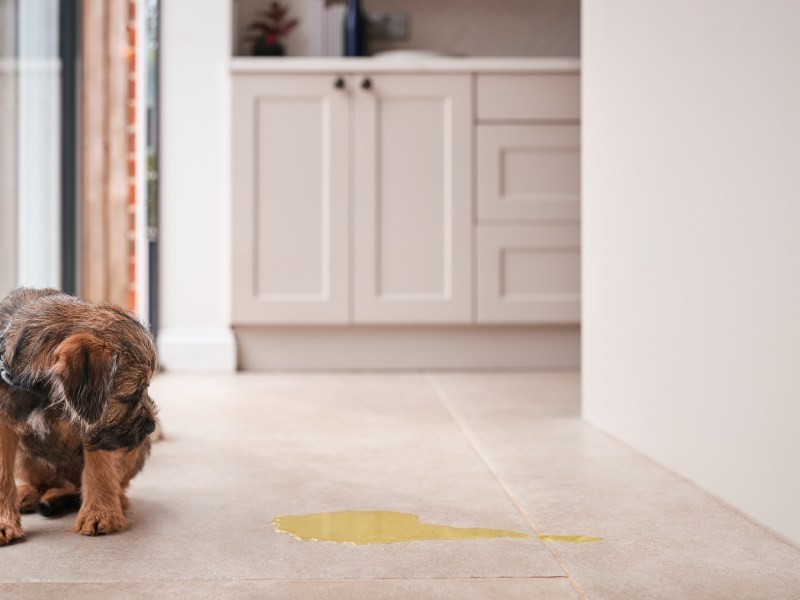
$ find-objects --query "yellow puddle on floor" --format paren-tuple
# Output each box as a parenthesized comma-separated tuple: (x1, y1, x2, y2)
(272, 511, 601, 545)
(538, 534, 602, 544)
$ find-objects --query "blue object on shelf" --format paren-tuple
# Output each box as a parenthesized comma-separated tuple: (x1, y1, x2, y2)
(344, 0, 365, 57)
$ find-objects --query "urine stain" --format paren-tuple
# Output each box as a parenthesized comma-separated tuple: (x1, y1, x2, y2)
(272, 511, 601, 545)
(538, 534, 602, 544)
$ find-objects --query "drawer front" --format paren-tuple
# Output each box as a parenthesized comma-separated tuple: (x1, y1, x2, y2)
(477, 225, 580, 324)
(477, 125, 580, 222)
(476, 74, 580, 121)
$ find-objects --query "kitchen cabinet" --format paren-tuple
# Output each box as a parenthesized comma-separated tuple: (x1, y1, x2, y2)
(352, 74, 472, 323)
(477, 125, 580, 222)
(230, 59, 581, 366)
(232, 74, 350, 323)
(475, 73, 581, 324)
(477, 224, 580, 323)
(232, 71, 472, 324)
(476, 73, 580, 121)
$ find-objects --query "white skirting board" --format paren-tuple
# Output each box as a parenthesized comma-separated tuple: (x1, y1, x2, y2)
(157, 327, 237, 372)
(235, 325, 580, 370)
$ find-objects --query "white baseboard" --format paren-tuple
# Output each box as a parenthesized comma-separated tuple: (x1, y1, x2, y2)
(157, 327, 237, 372)
(235, 325, 580, 370)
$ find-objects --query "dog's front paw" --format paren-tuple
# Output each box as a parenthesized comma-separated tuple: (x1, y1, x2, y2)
(72, 509, 126, 536)
(0, 519, 24, 545)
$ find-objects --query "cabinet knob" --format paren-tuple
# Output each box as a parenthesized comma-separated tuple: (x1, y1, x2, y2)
(361, 77, 372, 90)
(334, 77, 345, 90)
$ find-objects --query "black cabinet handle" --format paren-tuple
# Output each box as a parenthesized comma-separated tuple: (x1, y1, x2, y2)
(334, 77, 345, 89)
(361, 77, 372, 90)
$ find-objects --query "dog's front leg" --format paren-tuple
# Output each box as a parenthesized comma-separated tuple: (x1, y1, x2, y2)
(0, 419, 24, 545)
(73, 448, 126, 536)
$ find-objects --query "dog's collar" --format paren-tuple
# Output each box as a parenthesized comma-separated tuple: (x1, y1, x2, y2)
(0, 354, 48, 399)
(0, 366, 14, 386)
(0, 352, 14, 386)
(0, 358, 26, 391)
(0, 326, 52, 401)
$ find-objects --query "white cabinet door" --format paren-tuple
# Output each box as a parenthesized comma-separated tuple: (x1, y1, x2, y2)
(232, 75, 350, 324)
(477, 225, 580, 323)
(352, 74, 472, 323)
(477, 125, 580, 222)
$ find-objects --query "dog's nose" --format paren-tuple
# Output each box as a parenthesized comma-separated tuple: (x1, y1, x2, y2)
(144, 419, 156, 435)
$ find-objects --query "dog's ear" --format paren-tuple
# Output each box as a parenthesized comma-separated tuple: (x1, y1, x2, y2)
(51, 333, 116, 425)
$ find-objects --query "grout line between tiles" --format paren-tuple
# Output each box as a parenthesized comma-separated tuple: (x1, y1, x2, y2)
(0, 576, 571, 584)
(424, 374, 589, 600)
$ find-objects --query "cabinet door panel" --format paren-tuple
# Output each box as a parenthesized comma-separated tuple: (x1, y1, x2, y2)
(477, 225, 580, 323)
(478, 125, 580, 222)
(232, 75, 349, 323)
(353, 75, 472, 323)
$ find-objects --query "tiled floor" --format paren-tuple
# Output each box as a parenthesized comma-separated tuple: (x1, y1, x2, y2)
(2, 372, 798, 599)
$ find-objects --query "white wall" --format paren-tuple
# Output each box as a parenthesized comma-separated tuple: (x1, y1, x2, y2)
(583, 1, 800, 544)
(159, 0, 235, 371)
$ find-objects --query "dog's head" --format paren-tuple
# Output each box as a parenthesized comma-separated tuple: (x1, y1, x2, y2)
(48, 306, 159, 451)
(0, 291, 158, 451)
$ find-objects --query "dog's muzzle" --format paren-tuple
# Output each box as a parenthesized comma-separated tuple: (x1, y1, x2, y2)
(87, 416, 157, 452)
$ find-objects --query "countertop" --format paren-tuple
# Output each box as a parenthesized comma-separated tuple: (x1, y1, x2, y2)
(230, 56, 580, 74)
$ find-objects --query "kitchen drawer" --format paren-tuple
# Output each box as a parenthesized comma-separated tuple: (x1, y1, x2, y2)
(476, 74, 580, 121)
(477, 224, 580, 323)
(477, 125, 580, 222)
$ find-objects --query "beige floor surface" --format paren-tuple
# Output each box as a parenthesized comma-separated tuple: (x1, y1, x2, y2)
(1, 372, 798, 599)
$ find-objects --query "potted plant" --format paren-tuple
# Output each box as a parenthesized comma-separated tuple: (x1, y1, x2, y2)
(248, 2, 299, 56)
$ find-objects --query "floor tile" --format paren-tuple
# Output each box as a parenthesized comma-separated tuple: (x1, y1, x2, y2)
(6, 371, 797, 598)
(1, 374, 561, 582)
(0, 578, 579, 600)
(431, 372, 800, 599)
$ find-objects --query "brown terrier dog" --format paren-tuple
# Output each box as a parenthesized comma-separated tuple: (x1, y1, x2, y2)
(0, 288, 157, 545)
